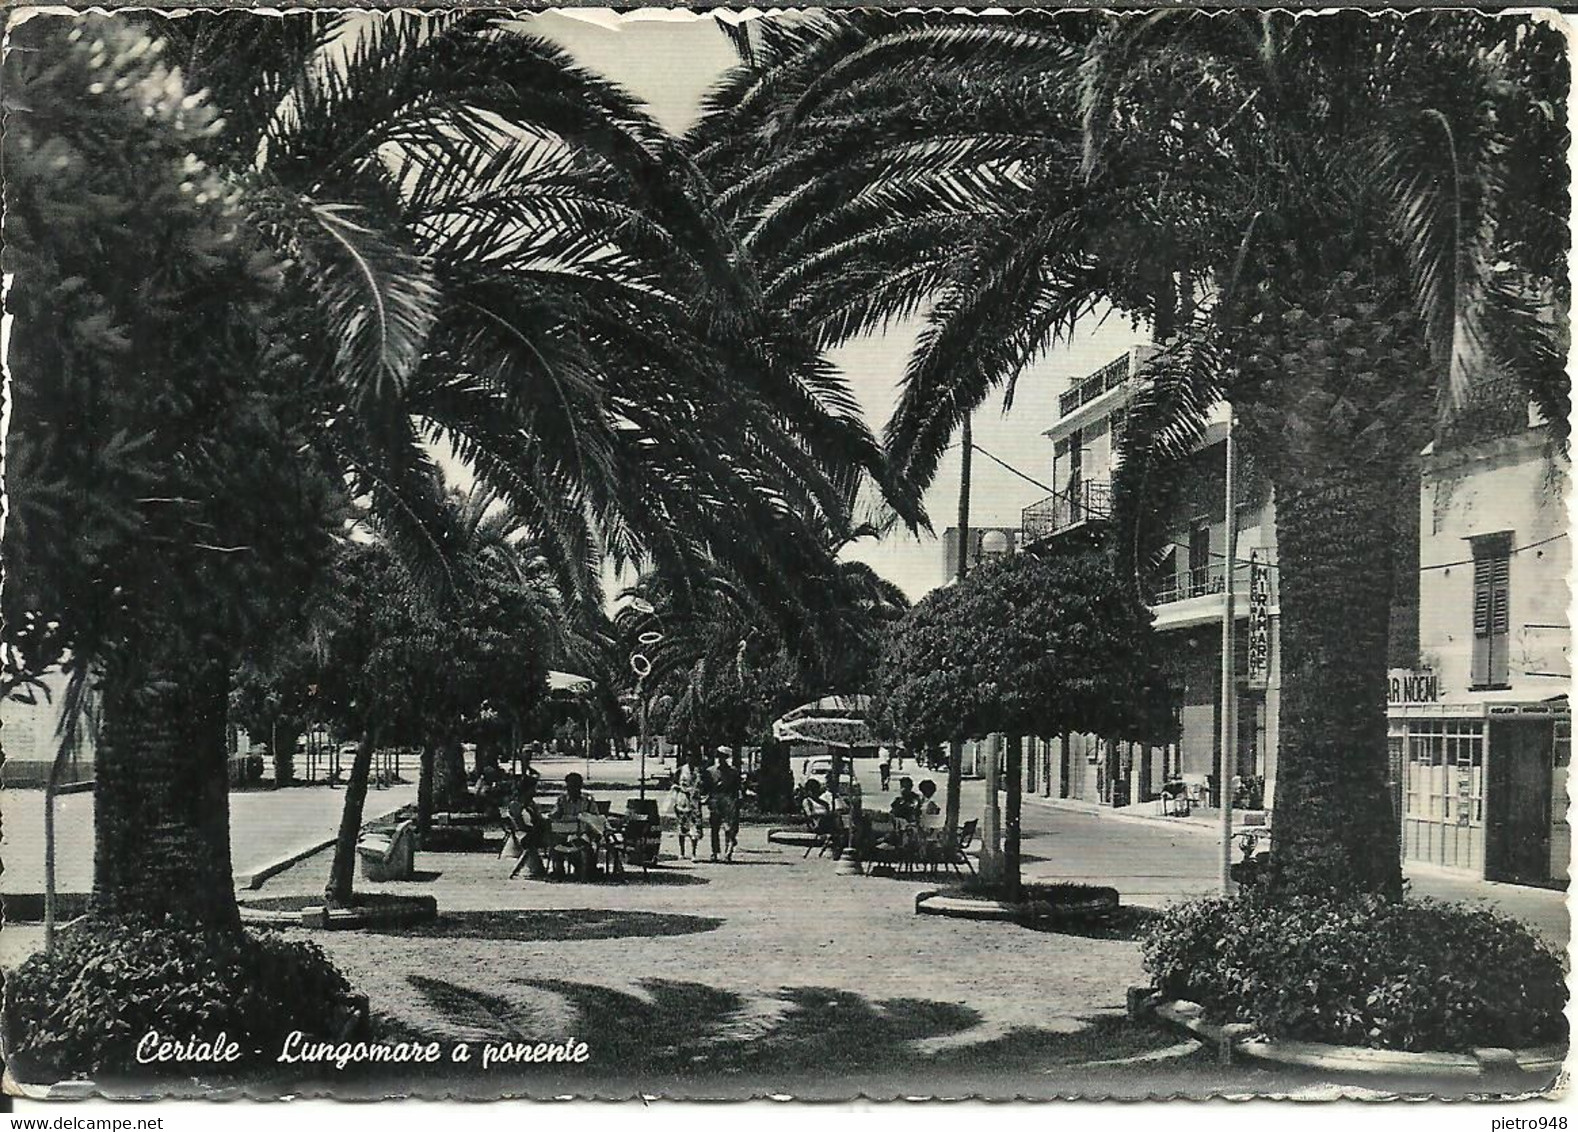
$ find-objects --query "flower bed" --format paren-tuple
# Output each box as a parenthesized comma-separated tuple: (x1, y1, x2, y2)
(1141, 891, 1567, 1053)
(916, 882, 1119, 924)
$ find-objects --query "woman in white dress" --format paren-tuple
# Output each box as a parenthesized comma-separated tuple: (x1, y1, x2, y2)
(670, 751, 707, 859)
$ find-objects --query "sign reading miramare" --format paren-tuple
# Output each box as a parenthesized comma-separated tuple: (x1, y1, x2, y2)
(1388, 668, 1440, 706)
(1246, 551, 1272, 691)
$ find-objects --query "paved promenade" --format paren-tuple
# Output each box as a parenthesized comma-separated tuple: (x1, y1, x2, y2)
(1, 780, 417, 896)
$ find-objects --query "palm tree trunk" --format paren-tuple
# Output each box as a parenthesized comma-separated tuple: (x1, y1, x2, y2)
(980, 734, 1002, 883)
(1004, 734, 1023, 902)
(758, 735, 794, 812)
(1267, 462, 1403, 898)
(416, 742, 436, 839)
(94, 640, 239, 927)
(271, 720, 300, 788)
(433, 736, 468, 812)
(324, 727, 377, 907)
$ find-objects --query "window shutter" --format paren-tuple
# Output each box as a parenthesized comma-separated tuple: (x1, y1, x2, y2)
(1489, 554, 1510, 635)
(1470, 535, 1512, 687)
(1473, 558, 1492, 637)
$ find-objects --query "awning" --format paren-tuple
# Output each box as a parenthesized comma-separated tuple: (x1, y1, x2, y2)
(548, 671, 596, 695)
(771, 694, 877, 748)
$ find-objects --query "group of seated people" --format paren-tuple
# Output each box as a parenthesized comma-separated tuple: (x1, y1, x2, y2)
(505, 771, 611, 880)
(800, 774, 944, 863)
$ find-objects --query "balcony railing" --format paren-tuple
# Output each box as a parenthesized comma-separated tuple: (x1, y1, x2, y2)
(1154, 559, 1268, 604)
(1057, 353, 1133, 417)
(1021, 480, 1113, 541)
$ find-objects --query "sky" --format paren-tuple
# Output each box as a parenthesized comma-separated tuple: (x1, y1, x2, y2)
(532, 11, 1152, 601)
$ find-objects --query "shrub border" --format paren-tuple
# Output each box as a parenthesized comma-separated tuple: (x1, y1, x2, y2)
(1130, 988, 1567, 1082)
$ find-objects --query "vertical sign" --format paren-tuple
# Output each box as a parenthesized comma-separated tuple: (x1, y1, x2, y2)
(1246, 550, 1271, 690)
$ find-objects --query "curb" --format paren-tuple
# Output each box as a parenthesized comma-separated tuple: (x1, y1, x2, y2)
(1023, 794, 1268, 838)
(915, 886, 1119, 924)
(766, 828, 820, 848)
(233, 799, 414, 891)
(1132, 990, 1567, 1081)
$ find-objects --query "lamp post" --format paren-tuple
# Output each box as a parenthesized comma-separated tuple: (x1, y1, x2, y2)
(627, 596, 661, 801)
(1219, 407, 1239, 894)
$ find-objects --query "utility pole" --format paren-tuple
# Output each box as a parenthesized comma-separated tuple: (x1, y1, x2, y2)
(945, 415, 972, 844)
(1219, 407, 1239, 894)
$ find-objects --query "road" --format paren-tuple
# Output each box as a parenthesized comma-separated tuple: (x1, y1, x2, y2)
(1, 780, 417, 897)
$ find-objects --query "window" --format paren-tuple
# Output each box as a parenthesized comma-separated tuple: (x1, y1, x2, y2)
(1067, 430, 1084, 521)
(1471, 533, 1512, 688)
(1402, 719, 1485, 825)
(1188, 522, 1211, 596)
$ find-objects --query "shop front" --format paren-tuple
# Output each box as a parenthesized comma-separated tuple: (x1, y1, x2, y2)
(1387, 672, 1568, 886)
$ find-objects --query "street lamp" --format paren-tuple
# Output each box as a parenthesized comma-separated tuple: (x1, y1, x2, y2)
(626, 596, 661, 800)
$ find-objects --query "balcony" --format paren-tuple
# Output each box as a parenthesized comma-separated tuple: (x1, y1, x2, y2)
(1057, 353, 1133, 417)
(1153, 564, 1229, 605)
(1022, 480, 1113, 542)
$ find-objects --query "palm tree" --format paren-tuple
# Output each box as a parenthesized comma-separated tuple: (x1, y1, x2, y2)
(693, 10, 1567, 897)
(620, 522, 909, 805)
(3, 9, 903, 927)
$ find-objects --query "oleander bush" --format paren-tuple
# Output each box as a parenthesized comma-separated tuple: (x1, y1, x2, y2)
(3, 914, 360, 1081)
(1142, 891, 1568, 1052)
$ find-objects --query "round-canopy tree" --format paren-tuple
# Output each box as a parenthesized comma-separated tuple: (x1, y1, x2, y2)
(876, 550, 1170, 899)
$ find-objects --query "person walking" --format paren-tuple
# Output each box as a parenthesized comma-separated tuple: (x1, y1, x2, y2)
(879, 753, 892, 792)
(708, 747, 742, 861)
(671, 750, 708, 860)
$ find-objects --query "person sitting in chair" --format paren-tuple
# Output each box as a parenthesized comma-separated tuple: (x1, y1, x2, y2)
(508, 775, 549, 879)
(801, 779, 835, 834)
(890, 777, 921, 823)
(917, 779, 942, 816)
(550, 772, 600, 878)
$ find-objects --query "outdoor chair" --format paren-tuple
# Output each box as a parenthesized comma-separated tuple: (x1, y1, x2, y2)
(547, 818, 594, 880)
(1156, 780, 1190, 817)
(861, 813, 903, 874)
(916, 813, 948, 875)
(943, 819, 979, 876)
(800, 804, 837, 858)
(356, 819, 417, 882)
(504, 809, 548, 879)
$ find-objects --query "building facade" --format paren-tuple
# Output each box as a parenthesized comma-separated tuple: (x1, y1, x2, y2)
(1020, 350, 1282, 815)
(1012, 350, 1569, 888)
(1388, 420, 1570, 886)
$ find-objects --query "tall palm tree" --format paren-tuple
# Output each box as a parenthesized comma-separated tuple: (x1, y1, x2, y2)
(5, 10, 904, 929)
(693, 10, 1567, 897)
(620, 521, 908, 810)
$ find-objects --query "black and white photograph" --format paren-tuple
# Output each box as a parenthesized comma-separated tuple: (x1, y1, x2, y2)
(0, 3, 1570, 1108)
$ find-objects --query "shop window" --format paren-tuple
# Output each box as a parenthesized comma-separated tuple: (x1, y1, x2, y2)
(1471, 533, 1512, 689)
(1402, 719, 1484, 825)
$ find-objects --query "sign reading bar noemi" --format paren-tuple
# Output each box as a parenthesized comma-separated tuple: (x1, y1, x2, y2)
(1246, 550, 1272, 691)
(1388, 668, 1441, 706)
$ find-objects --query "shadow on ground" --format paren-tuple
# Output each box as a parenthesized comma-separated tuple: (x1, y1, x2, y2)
(363, 908, 723, 942)
(341, 974, 1202, 1097)
(1028, 905, 1163, 941)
